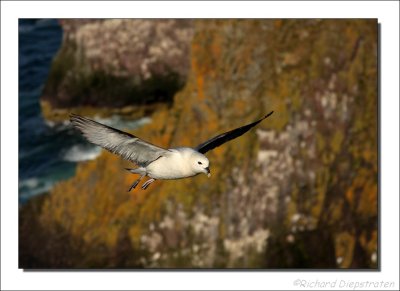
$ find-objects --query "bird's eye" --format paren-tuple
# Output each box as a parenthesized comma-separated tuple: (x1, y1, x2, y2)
(198, 161, 202, 165)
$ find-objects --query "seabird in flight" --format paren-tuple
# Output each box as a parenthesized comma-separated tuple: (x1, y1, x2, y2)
(70, 111, 273, 191)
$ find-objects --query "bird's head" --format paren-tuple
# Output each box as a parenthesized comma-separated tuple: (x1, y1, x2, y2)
(190, 152, 210, 178)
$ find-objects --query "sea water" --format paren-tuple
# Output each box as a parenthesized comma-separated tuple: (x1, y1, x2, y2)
(18, 19, 149, 203)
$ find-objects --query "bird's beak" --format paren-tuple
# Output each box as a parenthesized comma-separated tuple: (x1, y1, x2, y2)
(205, 167, 211, 178)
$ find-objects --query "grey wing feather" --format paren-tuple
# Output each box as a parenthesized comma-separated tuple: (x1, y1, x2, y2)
(70, 114, 169, 166)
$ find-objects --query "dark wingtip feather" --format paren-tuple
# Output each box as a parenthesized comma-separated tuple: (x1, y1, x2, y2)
(195, 110, 275, 154)
(264, 111, 274, 119)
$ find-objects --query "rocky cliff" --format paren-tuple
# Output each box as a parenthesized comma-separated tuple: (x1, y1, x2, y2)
(21, 19, 378, 268)
(40, 19, 194, 121)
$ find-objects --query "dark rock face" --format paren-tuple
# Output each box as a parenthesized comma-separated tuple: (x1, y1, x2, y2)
(265, 228, 337, 268)
(41, 19, 194, 117)
(21, 19, 378, 269)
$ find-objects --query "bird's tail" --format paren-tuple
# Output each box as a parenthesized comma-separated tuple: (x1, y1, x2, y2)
(125, 167, 146, 175)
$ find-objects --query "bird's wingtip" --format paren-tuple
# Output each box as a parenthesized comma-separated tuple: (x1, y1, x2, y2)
(69, 113, 86, 125)
(69, 113, 87, 123)
(264, 111, 274, 119)
(69, 113, 78, 120)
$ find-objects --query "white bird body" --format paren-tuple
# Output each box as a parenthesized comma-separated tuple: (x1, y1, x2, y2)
(146, 148, 209, 180)
(70, 111, 273, 190)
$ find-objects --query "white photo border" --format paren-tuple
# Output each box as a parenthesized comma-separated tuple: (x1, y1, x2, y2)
(1, 1, 399, 290)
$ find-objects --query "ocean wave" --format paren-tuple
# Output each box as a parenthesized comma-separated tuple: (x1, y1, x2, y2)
(19, 177, 54, 201)
(62, 144, 102, 162)
(43, 119, 69, 129)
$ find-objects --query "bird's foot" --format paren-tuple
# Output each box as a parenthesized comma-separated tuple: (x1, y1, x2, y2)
(128, 181, 139, 192)
(141, 178, 155, 190)
(128, 176, 144, 192)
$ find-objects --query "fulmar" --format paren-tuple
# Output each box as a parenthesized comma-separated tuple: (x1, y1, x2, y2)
(70, 111, 273, 191)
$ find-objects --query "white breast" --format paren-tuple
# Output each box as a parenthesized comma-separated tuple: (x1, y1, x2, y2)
(145, 149, 197, 180)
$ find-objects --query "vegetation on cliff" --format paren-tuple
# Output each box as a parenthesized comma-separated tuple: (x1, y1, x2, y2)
(20, 19, 377, 268)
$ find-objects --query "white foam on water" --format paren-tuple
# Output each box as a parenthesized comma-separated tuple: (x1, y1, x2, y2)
(62, 144, 102, 162)
(19, 177, 54, 200)
(19, 177, 40, 189)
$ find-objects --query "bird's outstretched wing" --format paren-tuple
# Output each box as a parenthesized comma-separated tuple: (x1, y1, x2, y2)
(70, 114, 169, 166)
(195, 111, 274, 154)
